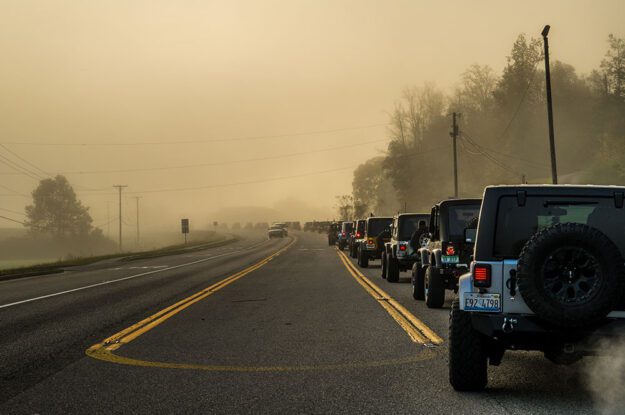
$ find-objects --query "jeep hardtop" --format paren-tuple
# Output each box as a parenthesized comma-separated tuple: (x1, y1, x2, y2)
(450, 185, 625, 391)
(415, 199, 481, 307)
(382, 213, 429, 283)
(350, 219, 366, 258)
(357, 216, 393, 268)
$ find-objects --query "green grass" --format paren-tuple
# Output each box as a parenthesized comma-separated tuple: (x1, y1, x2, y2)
(0, 234, 239, 280)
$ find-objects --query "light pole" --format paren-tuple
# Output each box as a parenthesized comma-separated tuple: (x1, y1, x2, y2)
(542, 25, 558, 184)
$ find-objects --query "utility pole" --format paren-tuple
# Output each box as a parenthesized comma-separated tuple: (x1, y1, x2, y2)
(450, 112, 459, 198)
(134, 196, 141, 249)
(113, 185, 127, 251)
(106, 202, 110, 239)
(542, 25, 558, 184)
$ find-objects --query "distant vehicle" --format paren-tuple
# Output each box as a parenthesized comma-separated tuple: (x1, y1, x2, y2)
(356, 216, 393, 267)
(415, 199, 481, 308)
(451, 185, 625, 391)
(350, 219, 366, 258)
(328, 222, 341, 246)
(303, 222, 313, 232)
(267, 225, 287, 238)
(273, 222, 288, 229)
(337, 221, 353, 250)
(381, 213, 429, 283)
(255, 222, 269, 230)
(291, 221, 301, 231)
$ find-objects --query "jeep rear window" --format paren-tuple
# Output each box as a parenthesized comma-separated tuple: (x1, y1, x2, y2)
(356, 221, 365, 234)
(398, 216, 427, 240)
(448, 205, 480, 237)
(342, 222, 353, 232)
(367, 219, 392, 236)
(494, 196, 625, 257)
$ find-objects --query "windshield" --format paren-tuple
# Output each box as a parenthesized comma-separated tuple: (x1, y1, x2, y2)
(367, 218, 392, 236)
(448, 205, 481, 237)
(494, 196, 625, 257)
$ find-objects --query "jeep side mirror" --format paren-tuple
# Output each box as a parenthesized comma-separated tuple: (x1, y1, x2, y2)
(465, 228, 477, 243)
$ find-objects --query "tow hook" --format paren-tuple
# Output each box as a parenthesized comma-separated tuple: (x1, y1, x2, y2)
(502, 317, 518, 334)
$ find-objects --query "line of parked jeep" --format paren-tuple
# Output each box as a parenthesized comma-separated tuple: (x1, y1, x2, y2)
(324, 185, 625, 391)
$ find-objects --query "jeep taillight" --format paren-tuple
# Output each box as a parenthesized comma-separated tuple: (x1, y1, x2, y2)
(399, 245, 407, 251)
(473, 264, 491, 288)
(445, 244, 456, 256)
(356, 232, 361, 238)
(342, 232, 346, 237)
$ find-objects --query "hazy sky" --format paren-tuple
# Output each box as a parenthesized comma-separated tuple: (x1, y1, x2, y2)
(0, 0, 623, 230)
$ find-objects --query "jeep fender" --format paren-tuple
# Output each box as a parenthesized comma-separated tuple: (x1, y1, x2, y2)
(417, 248, 429, 266)
(432, 249, 442, 268)
(457, 272, 472, 311)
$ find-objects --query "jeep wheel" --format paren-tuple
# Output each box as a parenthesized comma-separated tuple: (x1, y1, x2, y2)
(449, 299, 488, 391)
(425, 266, 445, 308)
(517, 223, 625, 328)
(357, 246, 369, 268)
(381, 252, 387, 279)
(387, 257, 400, 282)
(412, 264, 425, 300)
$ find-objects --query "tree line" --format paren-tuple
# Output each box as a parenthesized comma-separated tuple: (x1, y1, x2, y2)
(341, 33, 625, 218)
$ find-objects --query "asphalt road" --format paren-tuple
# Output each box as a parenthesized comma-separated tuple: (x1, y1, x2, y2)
(0, 231, 612, 414)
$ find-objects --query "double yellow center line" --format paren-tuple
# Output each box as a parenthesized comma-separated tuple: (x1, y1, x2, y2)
(336, 249, 443, 346)
(88, 238, 296, 356)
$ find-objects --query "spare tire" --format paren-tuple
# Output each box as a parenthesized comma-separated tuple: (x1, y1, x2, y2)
(517, 223, 625, 328)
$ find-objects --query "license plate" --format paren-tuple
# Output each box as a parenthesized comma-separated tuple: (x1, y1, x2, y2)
(464, 293, 501, 312)
(441, 255, 459, 264)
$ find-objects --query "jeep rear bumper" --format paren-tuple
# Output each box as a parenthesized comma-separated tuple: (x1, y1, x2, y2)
(471, 313, 625, 354)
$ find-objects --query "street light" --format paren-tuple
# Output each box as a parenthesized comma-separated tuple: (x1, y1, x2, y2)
(542, 25, 558, 184)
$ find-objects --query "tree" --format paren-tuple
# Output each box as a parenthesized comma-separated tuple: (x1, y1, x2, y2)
(335, 195, 354, 221)
(25, 175, 93, 237)
(601, 34, 625, 99)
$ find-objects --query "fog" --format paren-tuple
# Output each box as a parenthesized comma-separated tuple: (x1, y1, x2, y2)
(0, 0, 623, 238)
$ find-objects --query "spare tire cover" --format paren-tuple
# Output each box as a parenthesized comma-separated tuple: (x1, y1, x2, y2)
(517, 223, 625, 328)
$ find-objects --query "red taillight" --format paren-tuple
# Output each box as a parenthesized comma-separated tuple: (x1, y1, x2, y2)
(399, 245, 407, 251)
(342, 231, 346, 237)
(356, 232, 361, 238)
(473, 264, 491, 288)
(445, 245, 456, 256)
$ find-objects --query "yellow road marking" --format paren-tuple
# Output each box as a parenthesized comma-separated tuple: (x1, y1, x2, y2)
(87, 238, 296, 354)
(86, 236, 438, 371)
(336, 249, 444, 346)
(87, 347, 436, 372)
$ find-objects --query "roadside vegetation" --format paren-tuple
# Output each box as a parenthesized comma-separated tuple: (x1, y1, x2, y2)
(340, 33, 625, 216)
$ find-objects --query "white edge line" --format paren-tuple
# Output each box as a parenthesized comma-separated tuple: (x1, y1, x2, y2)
(0, 239, 275, 310)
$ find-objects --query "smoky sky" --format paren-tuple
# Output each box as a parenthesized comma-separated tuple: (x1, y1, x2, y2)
(0, 0, 623, 230)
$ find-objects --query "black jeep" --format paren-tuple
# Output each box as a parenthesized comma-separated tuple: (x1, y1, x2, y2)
(356, 216, 393, 268)
(450, 185, 625, 391)
(414, 199, 481, 307)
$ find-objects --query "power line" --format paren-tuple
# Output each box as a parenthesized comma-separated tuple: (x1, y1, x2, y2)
(0, 138, 390, 176)
(0, 207, 26, 216)
(3, 123, 391, 146)
(0, 215, 26, 226)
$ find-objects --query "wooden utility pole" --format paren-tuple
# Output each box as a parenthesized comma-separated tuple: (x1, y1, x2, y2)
(450, 112, 459, 198)
(113, 185, 127, 251)
(542, 25, 558, 184)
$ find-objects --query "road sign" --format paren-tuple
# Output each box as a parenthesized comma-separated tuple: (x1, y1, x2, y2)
(181, 219, 189, 234)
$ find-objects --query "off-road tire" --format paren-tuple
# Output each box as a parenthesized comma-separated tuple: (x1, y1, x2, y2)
(449, 299, 488, 391)
(357, 246, 369, 268)
(410, 229, 429, 250)
(412, 264, 425, 300)
(517, 223, 625, 328)
(381, 252, 387, 279)
(387, 256, 400, 282)
(425, 266, 445, 308)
